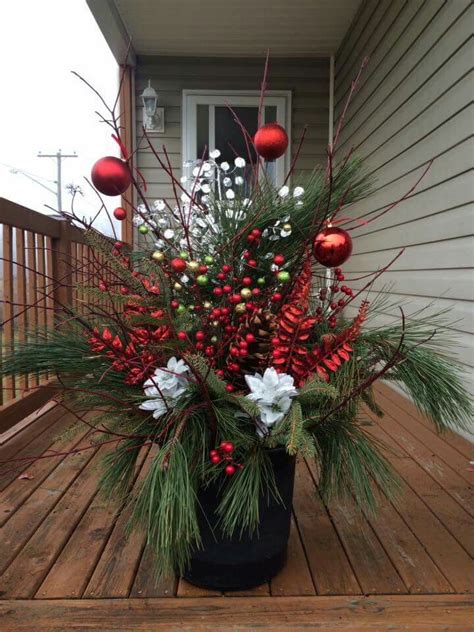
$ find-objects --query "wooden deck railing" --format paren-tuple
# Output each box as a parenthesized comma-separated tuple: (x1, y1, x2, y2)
(0, 197, 110, 430)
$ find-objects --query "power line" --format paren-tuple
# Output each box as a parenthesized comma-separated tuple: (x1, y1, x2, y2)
(0, 161, 56, 185)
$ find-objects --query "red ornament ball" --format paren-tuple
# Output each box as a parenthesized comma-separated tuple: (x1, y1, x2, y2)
(225, 464, 236, 476)
(170, 258, 188, 273)
(91, 156, 132, 196)
(313, 227, 353, 268)
(254, 123, 289, 160)
(273, 254, 285, 266)
(113, 207, 127, 221)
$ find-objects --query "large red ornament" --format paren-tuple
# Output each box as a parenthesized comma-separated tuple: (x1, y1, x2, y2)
(254, 123, 288, 160)
(313, 227, 353, 268)
(91, 156, 132, 196)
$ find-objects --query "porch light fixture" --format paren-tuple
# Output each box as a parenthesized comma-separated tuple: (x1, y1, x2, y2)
(141, 80, 164, 133)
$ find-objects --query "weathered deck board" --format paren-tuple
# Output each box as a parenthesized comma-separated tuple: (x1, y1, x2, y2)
(130, 547, 176, 598)
(376, 382, 473, 460)
(292, 459, 362, 595)
(0, 405, 70, 490)
(0, 386, 473, 631)
(0, 416, 87, 527)
(83, 448, 154, 599)
(0, 446, 109, 598)
(1, 595, 473, 632)
(270, 515, 316, 596)
(36, 448, 150, 599)
(366, 408, 474, 558)
(0, 432, 98, 577)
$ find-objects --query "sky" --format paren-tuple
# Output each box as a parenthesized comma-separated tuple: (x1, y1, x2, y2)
(0, 0, 120, 234)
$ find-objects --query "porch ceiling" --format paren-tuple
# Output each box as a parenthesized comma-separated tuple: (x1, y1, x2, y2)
(87, 0, 362, 62)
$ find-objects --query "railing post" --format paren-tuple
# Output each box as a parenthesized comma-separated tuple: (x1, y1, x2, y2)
(51, 219, 73, 314)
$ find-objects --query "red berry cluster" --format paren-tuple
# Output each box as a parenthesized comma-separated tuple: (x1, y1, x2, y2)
(317, 268, 354, 328)
(88, 327, 159, 385)
(209, 441, 242, 476)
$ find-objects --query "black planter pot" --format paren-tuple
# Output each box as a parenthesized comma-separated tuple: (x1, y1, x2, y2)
(182, 448, 296, 591)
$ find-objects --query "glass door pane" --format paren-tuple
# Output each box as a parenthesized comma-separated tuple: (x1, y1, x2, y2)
(187, 94, 288, 187)
(214, 106, 258, 165)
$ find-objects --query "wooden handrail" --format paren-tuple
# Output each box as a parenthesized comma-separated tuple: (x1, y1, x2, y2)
(0, 198, 101, 428)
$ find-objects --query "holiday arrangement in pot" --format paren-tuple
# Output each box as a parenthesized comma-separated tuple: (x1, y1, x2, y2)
(2, 62, 472, 591)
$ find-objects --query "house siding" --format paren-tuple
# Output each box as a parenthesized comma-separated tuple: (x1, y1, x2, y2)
(334, 0, 474, 432)
(134, 56, 329, 203)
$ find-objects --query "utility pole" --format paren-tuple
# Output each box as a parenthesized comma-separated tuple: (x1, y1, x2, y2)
(37, 149, 77, 212)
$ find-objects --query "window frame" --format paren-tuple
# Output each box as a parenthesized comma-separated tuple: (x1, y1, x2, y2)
(182, 89, 292, 185)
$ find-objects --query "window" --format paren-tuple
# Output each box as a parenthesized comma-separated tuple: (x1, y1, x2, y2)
(183, 90, 292, 186)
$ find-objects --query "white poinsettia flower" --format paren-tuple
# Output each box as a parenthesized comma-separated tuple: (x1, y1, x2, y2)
(210, 149, 221, 159)
(293, 186, 304, 198)
(245, 368, 298, 433)
(220, 161, 230, 171)
(140, 357, 191, 419)
(259, 397, 293, 427)
(234, 157, 246, 168)
(201, 183, 211, 194)
(225, 189, 235, 200)
(278, 185, 289, 198)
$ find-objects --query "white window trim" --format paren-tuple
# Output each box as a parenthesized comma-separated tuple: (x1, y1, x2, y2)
(182, 89, 292, 185)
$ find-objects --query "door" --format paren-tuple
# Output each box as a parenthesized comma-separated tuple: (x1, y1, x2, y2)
(183, 90, 292, 187)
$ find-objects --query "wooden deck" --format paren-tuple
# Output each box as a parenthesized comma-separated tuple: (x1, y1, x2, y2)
(0, 383, 472, 631)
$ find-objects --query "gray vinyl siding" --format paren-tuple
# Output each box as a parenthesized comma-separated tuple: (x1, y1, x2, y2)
(135, 56, 329, 202)
(334, 0, 474, 434)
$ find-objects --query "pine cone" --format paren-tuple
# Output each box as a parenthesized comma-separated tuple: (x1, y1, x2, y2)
(230, 309, 278, 377)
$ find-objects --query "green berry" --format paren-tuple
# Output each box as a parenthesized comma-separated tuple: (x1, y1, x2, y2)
(196, 275, 208, 286)
(204, 255, 214, 265)
(257, 277, 266, 286)
(179, 251, 189, 260)
(277, 270, 290, 283)
(176, 304, 186, 315)
(138, 225, 149, 234)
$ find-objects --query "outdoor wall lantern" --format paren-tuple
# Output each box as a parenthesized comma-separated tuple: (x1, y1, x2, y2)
(141, 80, 164, 133)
